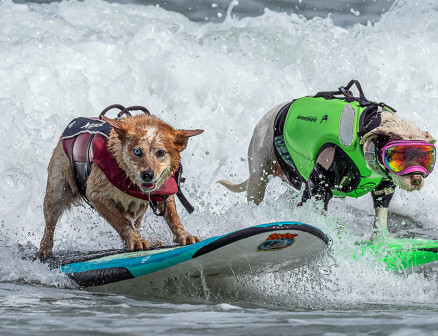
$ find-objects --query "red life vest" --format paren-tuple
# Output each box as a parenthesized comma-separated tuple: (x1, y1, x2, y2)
(61, 117, 178, 203)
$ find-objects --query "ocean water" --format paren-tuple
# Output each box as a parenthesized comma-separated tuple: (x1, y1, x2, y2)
(2, 0, 438, 334)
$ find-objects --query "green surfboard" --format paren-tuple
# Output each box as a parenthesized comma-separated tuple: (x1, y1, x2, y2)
(360, 238, 438, 271)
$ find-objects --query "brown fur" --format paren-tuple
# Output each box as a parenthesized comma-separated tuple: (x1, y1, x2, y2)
(37, 114, 203, 260)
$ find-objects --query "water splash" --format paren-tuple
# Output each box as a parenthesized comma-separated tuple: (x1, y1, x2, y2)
(1, 0, 438, 304)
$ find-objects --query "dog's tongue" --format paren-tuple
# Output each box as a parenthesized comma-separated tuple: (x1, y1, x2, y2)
(141, 183, 155, 190)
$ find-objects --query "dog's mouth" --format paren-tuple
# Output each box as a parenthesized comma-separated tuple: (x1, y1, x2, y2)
(139, 168, 170, 192)
(140, 182, 156, 191)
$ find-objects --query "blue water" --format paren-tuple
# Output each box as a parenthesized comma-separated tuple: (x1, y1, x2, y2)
(2, 0, 438, 334)
(12, 0, 395, 26)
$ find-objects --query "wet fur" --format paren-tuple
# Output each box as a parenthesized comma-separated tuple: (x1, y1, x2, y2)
(37, 114, 203, 260)
(218, 103, 435, 238)
(361, 111, 435, 191)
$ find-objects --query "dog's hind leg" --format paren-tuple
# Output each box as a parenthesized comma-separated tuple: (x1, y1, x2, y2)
(37, 141, 79, 260)
(217, 103, 285, 205)
(246, 153, 274, 205)
(245, 106, 281, 205)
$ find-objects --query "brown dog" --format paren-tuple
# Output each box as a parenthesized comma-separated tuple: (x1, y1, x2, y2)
(37, 108, 203, 260)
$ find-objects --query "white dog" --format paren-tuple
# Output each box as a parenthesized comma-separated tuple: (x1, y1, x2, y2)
(219, 81, 435, 239)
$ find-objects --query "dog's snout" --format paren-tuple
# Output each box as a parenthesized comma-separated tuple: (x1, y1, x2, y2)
(410, 174, 423, 185)
(141, 168, 155, 182)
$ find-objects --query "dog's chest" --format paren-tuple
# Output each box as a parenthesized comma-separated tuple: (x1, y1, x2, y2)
(88, 166, 148, 217)
(116, 198, 147, 220)
(111, 186, 147, 216)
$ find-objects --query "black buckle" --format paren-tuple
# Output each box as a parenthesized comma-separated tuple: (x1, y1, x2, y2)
(339, 86, 352, 97)
(149, 198, 167, 216)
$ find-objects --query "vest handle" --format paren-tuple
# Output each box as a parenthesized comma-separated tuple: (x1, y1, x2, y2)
(314, 79, 368, 102)
(99, 104, 151, 119)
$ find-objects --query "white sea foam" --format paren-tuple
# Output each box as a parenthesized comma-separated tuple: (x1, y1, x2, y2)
(1, 0, 438, 305)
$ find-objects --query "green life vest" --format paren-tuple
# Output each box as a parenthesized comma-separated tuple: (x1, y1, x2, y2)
(283, 96, 384, 198)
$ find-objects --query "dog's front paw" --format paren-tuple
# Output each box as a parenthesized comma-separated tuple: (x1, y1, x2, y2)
(175, 232, 201, 246)
(35, 248, 53, 261)
(124, 232, 150, 251)
(370, 229, 392, 241)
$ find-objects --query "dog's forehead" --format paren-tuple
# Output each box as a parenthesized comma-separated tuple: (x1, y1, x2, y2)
(129, 126, 172, 148)
(139, 126, 159, 142)
(383, 114, 431, 141)
(393, 126, 427, 141)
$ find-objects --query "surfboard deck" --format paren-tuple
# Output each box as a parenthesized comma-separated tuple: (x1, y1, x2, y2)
(359, 238, 438, 271)
(52, 222, 330, 287)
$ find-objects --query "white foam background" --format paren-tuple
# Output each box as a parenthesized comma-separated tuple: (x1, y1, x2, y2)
(1, 0, 438, 306)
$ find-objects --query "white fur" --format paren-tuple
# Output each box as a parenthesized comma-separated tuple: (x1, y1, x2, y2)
(219, 104, 435, 240)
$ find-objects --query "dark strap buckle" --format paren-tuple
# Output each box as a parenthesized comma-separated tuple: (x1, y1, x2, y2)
(339, 86, 352, 97)
(174, 163, 195, 214)
(149, 198, 167, 216)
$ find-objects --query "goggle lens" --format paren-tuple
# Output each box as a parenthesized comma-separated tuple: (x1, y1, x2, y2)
(384, 144, 436, 175)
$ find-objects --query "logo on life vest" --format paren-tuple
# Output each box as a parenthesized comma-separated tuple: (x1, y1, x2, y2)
(81, 122, 104, 129)
(257, 233, 298, 251)
(297, 115, 317, 122)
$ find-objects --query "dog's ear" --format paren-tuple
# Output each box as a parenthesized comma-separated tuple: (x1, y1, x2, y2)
(423, 131, 436, 144)
(360, 127, 386, 145)
(173, 129, 204, 152)
(360, 126, 400, 145)
(101, 116, 127, 138)
(370, 126, 391, 137)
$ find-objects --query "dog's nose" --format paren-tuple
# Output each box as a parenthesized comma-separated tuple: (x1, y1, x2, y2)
(141, 169, 155, 182)
(410, 174, 423, 185)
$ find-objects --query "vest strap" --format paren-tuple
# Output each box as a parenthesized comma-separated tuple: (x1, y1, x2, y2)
(273, 102, 304, 191)
(149, 198, 167, 216)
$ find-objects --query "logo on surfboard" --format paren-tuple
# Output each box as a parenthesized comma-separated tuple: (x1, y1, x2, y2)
(257, 233, 298, 251)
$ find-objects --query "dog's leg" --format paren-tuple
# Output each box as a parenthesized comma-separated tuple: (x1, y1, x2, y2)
(297, 147, 336, 210)
(89, 195, 150, 250)
(38, 185, 71, 260)
(245, 105, 283, 205)
(86, 168, 150, 251)
(133, 210, 146, 231)
(370, 182, 395, 240)
(161, 195, 200, 245)
(246, 153, 273, 205)
(91, 192, 149, 251)
(371, 207, 389, 239)
(217, 104, 284, 205)
(37, 142, 78, 260)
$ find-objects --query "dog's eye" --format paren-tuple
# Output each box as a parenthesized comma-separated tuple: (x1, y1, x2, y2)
(133, 148, 142, 157)
(156, 150, 166, 158)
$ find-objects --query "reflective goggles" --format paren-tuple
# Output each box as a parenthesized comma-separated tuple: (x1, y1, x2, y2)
(380, 141, 436, 176)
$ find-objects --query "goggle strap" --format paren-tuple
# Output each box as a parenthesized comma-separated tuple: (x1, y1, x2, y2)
(364, 142, 389, 178)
